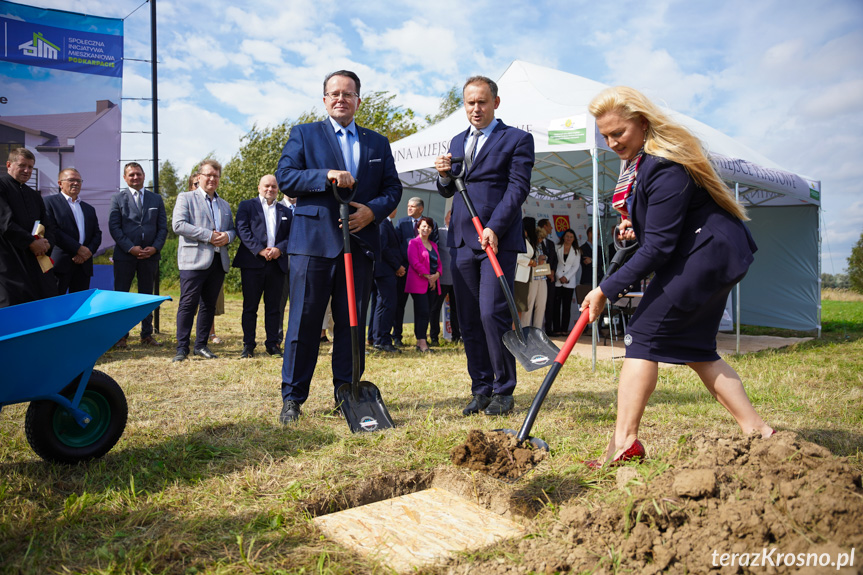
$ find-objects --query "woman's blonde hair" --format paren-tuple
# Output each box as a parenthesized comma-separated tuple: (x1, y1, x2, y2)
(589, 86, 747, 221)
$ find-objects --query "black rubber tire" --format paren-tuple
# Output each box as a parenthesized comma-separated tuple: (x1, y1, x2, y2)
(24, 370, 128, 464)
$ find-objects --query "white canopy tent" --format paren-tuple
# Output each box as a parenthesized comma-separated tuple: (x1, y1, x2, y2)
(392, 61, 821, 358)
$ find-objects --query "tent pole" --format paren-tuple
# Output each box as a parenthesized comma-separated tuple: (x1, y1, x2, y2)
(735, 182, 741, 355)
(590, 148, 599, 371)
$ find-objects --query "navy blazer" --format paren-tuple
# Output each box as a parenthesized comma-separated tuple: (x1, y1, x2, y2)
(232, 198, 292, 274)
(108, 188, 168, 262)
(276, 120, 402, 261)
(437, 121, 533, 253)
(600, 154, 757, 312)
(43, 193, 102, 277)
(375, 217, 401, 278)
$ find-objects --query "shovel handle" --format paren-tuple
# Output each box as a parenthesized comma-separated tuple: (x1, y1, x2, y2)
(333, 180, 359, 328)
(516, 308, 591, 443)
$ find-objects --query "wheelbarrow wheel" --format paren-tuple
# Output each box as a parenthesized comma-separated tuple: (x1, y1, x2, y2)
(24, 370, 128, 464)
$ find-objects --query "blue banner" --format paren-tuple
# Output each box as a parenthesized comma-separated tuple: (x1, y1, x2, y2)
(1, 16, 122, 78)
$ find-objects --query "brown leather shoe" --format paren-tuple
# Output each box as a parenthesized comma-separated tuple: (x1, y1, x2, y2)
(140, 335, 163, 347)
(114, 336, 128, 349)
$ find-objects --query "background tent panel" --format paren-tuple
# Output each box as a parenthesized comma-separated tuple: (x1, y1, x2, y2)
(740, 205, 820, 332)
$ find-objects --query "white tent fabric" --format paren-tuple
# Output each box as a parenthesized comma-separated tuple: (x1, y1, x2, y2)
(392, 60, 821, 335)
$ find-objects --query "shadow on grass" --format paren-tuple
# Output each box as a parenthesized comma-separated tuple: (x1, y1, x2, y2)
(0, 421, 339, 498)
(794, 427, 863, 459)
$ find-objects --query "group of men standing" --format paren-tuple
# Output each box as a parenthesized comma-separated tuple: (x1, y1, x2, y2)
(1, 68, 542, 425)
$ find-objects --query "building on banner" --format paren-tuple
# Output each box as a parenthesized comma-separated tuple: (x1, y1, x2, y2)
(0, 0, 123, 251)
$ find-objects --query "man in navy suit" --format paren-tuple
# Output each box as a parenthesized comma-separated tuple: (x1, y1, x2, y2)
(232, 175, 292, 358)
(371, 208, 403, 353)
(44, 168, 101, 294)
(436, 76, 534, 416)
(392, 197, 438, 347)
(109, 162, 168, 347)
(276, 70, 402, 423)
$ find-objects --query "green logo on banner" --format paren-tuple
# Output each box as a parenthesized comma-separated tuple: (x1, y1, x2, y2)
(548, 128, 586, 145)
(809, 187, 820, 200)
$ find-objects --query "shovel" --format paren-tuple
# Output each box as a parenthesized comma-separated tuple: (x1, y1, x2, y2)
(332, 181, 395, 433)
(442, 157, 559, 372)
(498, 235, 640, 451)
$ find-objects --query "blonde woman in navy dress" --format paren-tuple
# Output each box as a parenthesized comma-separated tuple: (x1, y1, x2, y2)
(581, 86, 774, 467)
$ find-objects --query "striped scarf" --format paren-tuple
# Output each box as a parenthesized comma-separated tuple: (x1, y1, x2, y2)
(612, 149, 645, 219)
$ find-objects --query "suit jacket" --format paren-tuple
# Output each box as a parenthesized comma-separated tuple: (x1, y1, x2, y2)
(600, 154, 757, 311)
(108, 187, 168, 262)
(375, 217, 401, 278)
(276, 120, 402, 261)
(43, 193, 101, 277)
(395, 216, 439, 266)
(172, 189, 236, 272)
(542, 237, 558, 279)
(232, 197, 292, 274)
(405, 236, 441, 295)
(554, 244, 581, 288)
(437, 227, 453, 285)
(579, 240, 604, 284)
(437, 120, 533, 254)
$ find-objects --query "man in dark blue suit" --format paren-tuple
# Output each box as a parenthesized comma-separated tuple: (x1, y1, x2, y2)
(109, 162, 168, 347)
(276, 70, 403, 423)
(233, 175, 292, 358)
(44, 168, 102, 295)
(436, 76, 534, 416)
(372, 208, 403, 352)
(392, 197, 438, 347)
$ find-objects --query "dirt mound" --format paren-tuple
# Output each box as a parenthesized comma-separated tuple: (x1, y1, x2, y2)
(451, 429, 548, 480)
(443, 431, 863, 574)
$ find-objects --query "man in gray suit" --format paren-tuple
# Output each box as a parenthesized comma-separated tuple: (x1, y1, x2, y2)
(109, 162, 168, 347)
(171, 159, 236, 362)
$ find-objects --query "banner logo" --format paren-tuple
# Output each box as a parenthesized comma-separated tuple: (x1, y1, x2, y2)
(553, 215, 570, 235)
(19, 32, 59, 60)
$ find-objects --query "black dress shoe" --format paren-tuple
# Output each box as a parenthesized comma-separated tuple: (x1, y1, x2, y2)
(429, 337, 440, 346)
(172, 350, 188, 362)
(193, 346, 218, 359)
(266, 345, 281, 356)
(483, 394, 514, 416)
(392, 337, 403, 348)
(240, 346, 255, 359)
(279, 400, 301, 424)
(462, 393, 491, 416)
(374, 344, 401, 353)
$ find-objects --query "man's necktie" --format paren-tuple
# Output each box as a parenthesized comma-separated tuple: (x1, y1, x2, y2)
(340, 128, 355, 176)
(465, 129, 480, 171)
(134, 191, 142, 212)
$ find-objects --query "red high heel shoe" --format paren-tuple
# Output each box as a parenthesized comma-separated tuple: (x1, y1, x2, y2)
(585, 439, 646, 469)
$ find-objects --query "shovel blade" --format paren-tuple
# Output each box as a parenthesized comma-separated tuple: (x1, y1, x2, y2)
(496, 428, 550, 452)
(502, 327, 559, 372)
(335, 381, 395, 433)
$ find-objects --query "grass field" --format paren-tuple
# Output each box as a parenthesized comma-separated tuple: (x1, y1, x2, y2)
(1, 290, 861, 573)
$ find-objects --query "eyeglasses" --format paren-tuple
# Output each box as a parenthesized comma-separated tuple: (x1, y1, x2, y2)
(199, 172, 220, 179)
(61, 178, 83, 184)
(325, 92, 359, 101)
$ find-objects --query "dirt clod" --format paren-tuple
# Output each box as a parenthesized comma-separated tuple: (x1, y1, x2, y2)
(450, 429, 548, 480)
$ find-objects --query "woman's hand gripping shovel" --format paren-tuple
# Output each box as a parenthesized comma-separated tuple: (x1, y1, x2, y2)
(332, 181, 395, 433)
(440, 157, 559, 372)
(497, 233, 640, 454)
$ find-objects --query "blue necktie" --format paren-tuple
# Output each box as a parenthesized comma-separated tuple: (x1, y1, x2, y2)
(340, 128, 355, 176)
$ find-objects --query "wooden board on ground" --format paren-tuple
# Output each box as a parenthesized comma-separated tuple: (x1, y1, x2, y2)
(312, 487, 525, 573)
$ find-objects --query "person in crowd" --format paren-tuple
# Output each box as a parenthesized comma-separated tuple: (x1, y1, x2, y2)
(515, 217, 537, 326)
(552, 228, 581, 334)
(405, 216, 441, 353)
(429, 209, 460, 343)
(277, 195, 297, 342)
(392, 196, 438, 347)
(579, 226, 604, 286)
(44, 168, 101, 295)
(108, 162, 168, 347)
(232, 174, 292, 358)
(171, 159, 235, 362)
(435, 75, 533, 417)
(525, 221, 550, 328)
(276, 70, 402, 423)
(0, 147, 56, 307)
(372, 208, 403, 352)
(537, 218, 558, 335)
(580, 86, 773, 467)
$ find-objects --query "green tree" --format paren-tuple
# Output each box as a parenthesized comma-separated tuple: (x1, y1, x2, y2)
(425, 86, 462, 125)
(848, 231, 863, 293)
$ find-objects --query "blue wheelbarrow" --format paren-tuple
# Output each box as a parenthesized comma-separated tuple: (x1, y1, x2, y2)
(0, 289, 171, 464)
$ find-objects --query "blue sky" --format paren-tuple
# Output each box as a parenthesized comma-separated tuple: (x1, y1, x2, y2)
(9, 0, 863, 273)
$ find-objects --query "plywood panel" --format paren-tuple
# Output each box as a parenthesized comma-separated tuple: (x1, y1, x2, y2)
(313, 487, 525, 573)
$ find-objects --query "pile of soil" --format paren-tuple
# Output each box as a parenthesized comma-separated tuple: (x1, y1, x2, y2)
(444, 431, 863, 574)
(451, 429, 548, 480)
